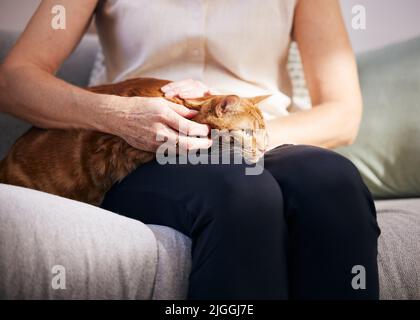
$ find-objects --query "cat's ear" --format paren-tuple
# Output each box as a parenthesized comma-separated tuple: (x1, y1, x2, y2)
(215, 95, 240, 117)
(247, 95, 271, 106)
(183, 97, 211, 110)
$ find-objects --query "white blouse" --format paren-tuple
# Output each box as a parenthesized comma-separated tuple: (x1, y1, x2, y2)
(93, 0, 298, 119)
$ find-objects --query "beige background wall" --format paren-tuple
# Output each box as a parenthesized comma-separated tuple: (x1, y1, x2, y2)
(1, 0, 420, 53)
(340, 0, 420, 52)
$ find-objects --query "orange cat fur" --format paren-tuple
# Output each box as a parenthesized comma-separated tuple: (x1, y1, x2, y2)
(0, 78, 268, 205)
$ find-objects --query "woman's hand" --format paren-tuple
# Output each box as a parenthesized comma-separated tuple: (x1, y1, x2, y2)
(108, 79, 215, 152)
(104, 96, 212, 152)
(161, 79, 216, 99)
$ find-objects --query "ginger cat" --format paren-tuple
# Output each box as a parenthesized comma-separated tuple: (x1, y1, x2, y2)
(0, 78, 268, 205)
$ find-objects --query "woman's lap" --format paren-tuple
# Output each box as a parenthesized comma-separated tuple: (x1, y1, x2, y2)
(102, 148, 288, 299)
(101, 144, 375, 229)
(101, 150, 282, 235)
(101, 144, 380, 299)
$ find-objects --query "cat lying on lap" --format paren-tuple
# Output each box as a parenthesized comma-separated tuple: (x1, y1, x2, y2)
(0, 78, 268, 205)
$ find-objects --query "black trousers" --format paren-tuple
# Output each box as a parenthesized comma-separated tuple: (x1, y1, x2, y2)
(101, 145, 380, 299)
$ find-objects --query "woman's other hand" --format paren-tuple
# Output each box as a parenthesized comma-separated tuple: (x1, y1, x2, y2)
(161, 79, 217, 99)
(104, 96, 212, 152)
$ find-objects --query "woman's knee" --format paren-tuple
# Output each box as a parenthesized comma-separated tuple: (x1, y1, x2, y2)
(267, 145, 378, 233)
(195, 164, 284, 232)
(267, 145, 366, 196)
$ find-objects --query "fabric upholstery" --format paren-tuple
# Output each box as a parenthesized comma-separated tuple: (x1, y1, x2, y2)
(376, 199, 420, 299)
(0, 184, 158, 299)
(148, 225, 191, 300)
(337, 37, 420, 199)
(0, 184, 419, 299)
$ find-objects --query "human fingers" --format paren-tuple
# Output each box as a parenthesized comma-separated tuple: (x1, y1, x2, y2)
(165, 100, 199, 118)
(164, 108, 210, 137)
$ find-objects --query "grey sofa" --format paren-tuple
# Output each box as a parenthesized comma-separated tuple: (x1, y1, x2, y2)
(0, 31, 419, 300)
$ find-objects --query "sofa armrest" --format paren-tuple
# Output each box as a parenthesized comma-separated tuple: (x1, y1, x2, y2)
(0, 184, 158, 299)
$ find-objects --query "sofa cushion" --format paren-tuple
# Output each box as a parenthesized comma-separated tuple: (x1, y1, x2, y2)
(0, 184, 159, 299)
(0, 184, 419, 299)
(337, 37, 420, 199)
(376, 198, 420, 299)
(147, 225, 191, 299)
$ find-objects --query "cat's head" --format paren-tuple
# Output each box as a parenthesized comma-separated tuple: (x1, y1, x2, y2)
(183, 95, 269, 162)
